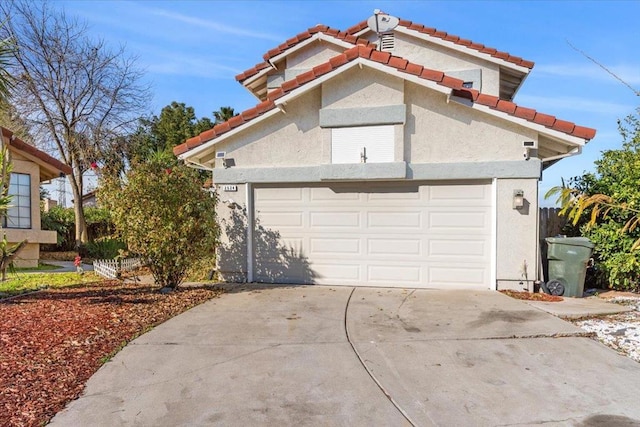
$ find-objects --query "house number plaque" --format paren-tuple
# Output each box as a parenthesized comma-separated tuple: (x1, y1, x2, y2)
(222, 185, 238, 192)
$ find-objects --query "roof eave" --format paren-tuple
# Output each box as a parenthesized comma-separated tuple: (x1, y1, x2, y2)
(393, 26, 531, 74)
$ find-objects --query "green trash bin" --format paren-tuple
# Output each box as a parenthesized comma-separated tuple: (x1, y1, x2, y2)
(545, 237, 595, 297)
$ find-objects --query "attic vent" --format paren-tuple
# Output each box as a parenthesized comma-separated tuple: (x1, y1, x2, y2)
(380, 32, 395, 51)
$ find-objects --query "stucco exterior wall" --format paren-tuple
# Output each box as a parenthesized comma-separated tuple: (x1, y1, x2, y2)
(215, 183, 249, 282)
(496, 178, 539, 290)
(321, 66, 404, 109)
(405, 82, 538, 164)
(392, 32, 501, 96)
(11, 157, 42, 232)
(286, 42, 345, 69)
(215, 88, 323, 168)
(4, 152, 58, 267)
(210, 66, 546, 285)
(11, 243, 40, 268)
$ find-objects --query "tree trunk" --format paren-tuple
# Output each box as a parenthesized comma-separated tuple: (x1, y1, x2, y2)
(68, 172, 88, 248)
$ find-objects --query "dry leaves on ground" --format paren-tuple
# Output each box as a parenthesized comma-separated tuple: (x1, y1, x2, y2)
(0, 281, 221, 427)
(500, 289, 564, 302)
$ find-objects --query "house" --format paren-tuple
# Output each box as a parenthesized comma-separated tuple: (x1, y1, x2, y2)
(174, 14, 596, 290)
(71, 190, 98, 208)
(0, 127, 72, 267)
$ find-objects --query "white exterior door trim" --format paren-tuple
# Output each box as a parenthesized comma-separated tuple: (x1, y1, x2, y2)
(490, 178, 498, 290)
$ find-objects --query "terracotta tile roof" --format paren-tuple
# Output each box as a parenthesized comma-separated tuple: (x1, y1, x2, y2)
(175, 46, 594, 157)
(0, 127, 72, 176)
(346, 18, 535, 69)
(235, 24, 374, 83)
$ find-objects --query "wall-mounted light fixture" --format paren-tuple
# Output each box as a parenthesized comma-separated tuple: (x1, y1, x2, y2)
(513, 190, 524, 210)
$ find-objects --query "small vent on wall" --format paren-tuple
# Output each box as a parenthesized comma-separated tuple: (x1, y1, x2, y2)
(380, 33, 395, 51)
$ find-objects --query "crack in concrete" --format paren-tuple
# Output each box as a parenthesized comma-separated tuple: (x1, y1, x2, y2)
(343, 287, 420, 427)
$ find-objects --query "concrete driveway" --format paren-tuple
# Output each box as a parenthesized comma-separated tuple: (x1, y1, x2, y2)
(51, 286, 640, 426)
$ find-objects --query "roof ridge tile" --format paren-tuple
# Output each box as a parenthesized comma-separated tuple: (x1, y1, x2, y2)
(346, 16, 535, 69)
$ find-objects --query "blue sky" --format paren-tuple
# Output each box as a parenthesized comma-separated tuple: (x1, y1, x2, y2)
(55, 0, 639, 205)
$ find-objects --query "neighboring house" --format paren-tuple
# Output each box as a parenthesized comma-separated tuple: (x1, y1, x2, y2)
(174, 14, 596, 290)
(0, 127, 72, 267)
(72, 190, 98, 208)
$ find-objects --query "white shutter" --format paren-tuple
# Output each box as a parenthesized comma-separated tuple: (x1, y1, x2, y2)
(331, 125, 394, 164)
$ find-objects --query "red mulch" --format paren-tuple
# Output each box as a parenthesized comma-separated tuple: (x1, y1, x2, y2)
(500, 289, 564, 302)
(0, 281, 221, 426)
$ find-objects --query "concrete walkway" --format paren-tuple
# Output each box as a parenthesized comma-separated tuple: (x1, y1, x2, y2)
(51, 286, 640, 426)
(44, 260, 94, 272)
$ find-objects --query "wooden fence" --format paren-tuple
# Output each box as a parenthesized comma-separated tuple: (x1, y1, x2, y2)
(93, 258, 143, 279)
(539, 207, 567, 240)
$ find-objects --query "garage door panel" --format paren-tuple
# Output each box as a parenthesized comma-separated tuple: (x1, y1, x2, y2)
(253, 181, 492, 289)
(429, 211, 488, 230)
(368, 264, 422, 283)
(367, 211, 422, 228)
(429, 265, 487, 286)
(310, 238, 361, 255)
(312, 263, 361, 281)
(310, 211, 360, 227)
(429, 184, 489, 201)
(368, 239, 422, 256)
(258, 212, 303, 227)
(429, 239, 487, 257)
(310, 187, 360, 201)
(255, 187, 303, 202)
(368, 191, 421, 201)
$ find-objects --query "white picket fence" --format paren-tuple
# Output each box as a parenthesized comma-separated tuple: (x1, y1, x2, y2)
(93, 258, 143, 279)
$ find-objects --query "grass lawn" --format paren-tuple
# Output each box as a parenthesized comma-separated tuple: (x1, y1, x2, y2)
(14, 262, 61, 272)
(0, 272, 101, 297)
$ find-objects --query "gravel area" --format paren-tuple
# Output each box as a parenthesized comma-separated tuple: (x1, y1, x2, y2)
(573, 296, 640, 363)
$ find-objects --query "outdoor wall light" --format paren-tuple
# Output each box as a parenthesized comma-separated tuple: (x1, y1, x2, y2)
(513, 189, 525, 210)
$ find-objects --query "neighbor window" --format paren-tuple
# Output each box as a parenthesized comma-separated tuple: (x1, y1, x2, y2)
(5, 173, 31, 229)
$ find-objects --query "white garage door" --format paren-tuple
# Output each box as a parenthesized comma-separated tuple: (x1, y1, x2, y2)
(253, 181, 493, 289)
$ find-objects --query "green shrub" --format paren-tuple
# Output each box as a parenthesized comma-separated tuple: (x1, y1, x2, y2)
(42, 205, 115, 251)
(41, 205, 75, 250)
(84, 238, 126, 260)
(186, 254, 217, 282)
(102, 161, 219, 289)
(583, 221, 640, 291)
(551, 110, 640, 291)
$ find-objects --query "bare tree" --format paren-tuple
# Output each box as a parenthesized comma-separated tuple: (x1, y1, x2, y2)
(0, 0, 150, 246)
(0, 27, 13, 103)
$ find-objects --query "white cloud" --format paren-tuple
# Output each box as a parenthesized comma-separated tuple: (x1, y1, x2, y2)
(141, 50, 243, 79)
(148, 7, 283, 42)
(515, 94, 635, 116)
(535, 63, 640, 86)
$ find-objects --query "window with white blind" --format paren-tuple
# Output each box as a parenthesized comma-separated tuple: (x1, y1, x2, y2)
(6, 173, 31, 229)
(331, 125, 394, 164)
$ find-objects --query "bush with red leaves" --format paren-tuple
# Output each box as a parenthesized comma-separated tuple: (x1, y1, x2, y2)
(0, 281, 220, 426)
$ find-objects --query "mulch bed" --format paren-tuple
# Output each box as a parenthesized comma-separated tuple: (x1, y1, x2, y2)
(0, 281, 221, 426)
(500, 289, 564, 302)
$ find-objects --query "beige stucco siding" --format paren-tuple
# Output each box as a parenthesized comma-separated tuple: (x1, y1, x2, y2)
(215, 88, 323, 168)
(286, 42, 345, 70)
(10, 157, 43, 233)
(321, 66, 404, 109)
(215, 183, 249, 282)
(4, 152, 58, 267)
(391, 33, 501, 96)
(496, 178, 539, 290)
(405, 82, 537, 164)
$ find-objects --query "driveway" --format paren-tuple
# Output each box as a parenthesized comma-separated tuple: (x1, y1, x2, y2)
(51, 286, 640, 426)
